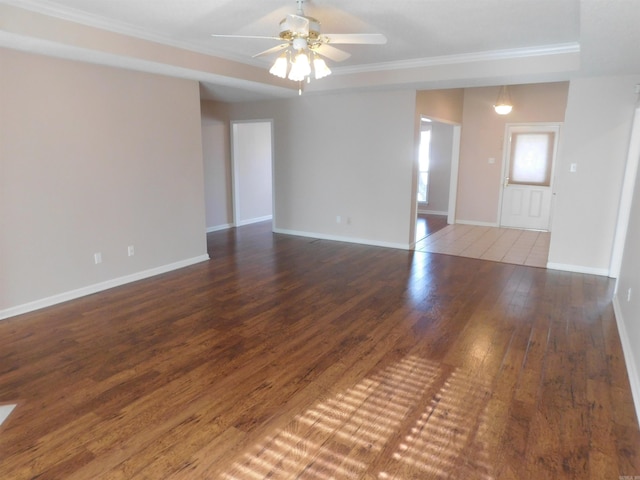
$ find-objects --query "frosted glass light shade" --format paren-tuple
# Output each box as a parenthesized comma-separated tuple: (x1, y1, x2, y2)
(494, 104, 513, 115)
(269, 54, 288, 78)
(288, 52, 311, 81)
(494, 85, 513, 115)
(313, 57, 331, 79)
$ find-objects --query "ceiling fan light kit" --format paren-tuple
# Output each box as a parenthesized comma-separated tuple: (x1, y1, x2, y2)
(211, 0, 386, 92)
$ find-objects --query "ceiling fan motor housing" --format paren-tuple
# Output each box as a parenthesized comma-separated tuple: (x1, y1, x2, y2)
(279, 16, 321, 41)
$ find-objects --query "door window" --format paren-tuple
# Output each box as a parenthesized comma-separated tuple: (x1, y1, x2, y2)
(509, 132, 555, 186)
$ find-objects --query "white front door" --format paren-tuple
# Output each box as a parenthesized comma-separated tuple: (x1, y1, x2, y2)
(499, 124, 560, 231)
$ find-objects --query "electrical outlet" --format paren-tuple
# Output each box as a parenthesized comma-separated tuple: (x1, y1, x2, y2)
(94, 252, 102, 264)
(128, 245, 135, 257)
(570, 163, 577, 173)
(627, 288, 632, 302)
(336, 215, 341, 224)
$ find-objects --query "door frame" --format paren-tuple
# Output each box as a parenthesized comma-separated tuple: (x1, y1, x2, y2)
(230, 119, 275, 227)
(497, 122, 562, 231)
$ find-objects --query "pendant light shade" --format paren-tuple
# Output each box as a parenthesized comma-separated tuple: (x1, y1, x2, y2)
(313, 55, 331, 79)
(494, 85, 513, 115)
(269, 53, 288, 79)
(287, 51, 311, 81)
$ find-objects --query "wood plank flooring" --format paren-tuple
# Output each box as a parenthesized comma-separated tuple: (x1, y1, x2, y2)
(0, 221, 638, 479)
(415, 214, 448, 242)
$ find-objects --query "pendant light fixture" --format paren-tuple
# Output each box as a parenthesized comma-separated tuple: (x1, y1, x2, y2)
(494, 85, 513, 115)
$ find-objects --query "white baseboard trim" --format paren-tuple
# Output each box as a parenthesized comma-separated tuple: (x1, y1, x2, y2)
(236, 215, 272, 227)
(0, 254, 210, 321)
(546, 262, 610, 277)
(418, 209, 448, 216)
(206, 223, 233, 233)
(273, 228, 410, 251)
(455, 219, 499, 227)
(612, 295, 640, 427)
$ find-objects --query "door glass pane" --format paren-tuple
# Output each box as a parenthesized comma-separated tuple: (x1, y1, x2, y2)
(509, 132, 554, 186)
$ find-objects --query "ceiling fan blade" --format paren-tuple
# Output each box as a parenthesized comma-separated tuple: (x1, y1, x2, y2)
(285, 14, 309, 35)
(314, 44, 351, 62)
(252, 44, 289, 58)
(211, 34, 282, 41)
(321, 33, 387, 45)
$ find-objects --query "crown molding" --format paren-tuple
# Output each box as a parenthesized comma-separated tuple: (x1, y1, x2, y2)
(332, 43, 581, 76)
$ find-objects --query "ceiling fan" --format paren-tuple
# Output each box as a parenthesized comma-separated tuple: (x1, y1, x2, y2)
(211, 0, 387, 86)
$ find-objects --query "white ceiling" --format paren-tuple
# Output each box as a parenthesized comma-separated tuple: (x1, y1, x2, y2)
(2, 0, 640, 102)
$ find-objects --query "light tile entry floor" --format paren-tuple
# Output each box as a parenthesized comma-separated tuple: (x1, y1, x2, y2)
(415, 224, 550, 268)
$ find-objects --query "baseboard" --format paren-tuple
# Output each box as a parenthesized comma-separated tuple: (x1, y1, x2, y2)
(418, 209, 448, 216)
(206, 223, 233, 233)
(236, 215, 273, 227)
(455, 219, 499, 227)
(612, 295, 640, 427)
(273, 228, 410, 251)
(546, 262, 610, 277)
(0, 254, 210, 321)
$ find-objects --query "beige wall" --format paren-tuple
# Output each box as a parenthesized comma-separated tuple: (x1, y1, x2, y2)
(456, 82, 570, 224)
(226, 90, 417, 248)
(201, 101, 233, 230)
(416, 89, 464, 124)
(0, 48, 208, 316)
(549, 75, 640, 274)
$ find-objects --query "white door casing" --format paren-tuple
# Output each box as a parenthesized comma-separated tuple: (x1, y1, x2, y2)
(499, 124, 560, 231)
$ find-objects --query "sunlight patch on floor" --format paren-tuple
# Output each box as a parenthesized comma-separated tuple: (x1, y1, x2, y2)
(219, 356, 441, 479)
(218, 354, 497, 479)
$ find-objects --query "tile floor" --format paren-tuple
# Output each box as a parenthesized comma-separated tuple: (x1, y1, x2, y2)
(415, 223, 550, 268)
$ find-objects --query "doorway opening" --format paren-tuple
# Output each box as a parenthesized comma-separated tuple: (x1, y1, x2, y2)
(230, 120, 274, 227)
(414, 116, 460, 243)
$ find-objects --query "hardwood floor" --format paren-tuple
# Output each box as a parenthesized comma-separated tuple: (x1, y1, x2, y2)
(415, 213, 448, 242)
(0, 221, 638, 479)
